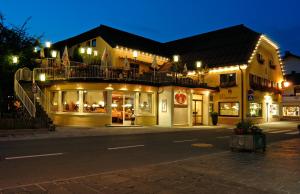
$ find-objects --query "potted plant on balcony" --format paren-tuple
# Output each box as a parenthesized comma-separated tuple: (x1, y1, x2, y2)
(230, 120, 266, 152)
(210, 112, 218, 126)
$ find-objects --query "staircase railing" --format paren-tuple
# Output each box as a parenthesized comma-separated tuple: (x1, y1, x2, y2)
(35, 84, 50, 114)
(14, 68, 36, 117)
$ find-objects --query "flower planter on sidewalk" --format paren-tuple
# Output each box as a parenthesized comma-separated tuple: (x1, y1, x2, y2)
(230, 120, 266, 152)
(230, 134, 266, 152)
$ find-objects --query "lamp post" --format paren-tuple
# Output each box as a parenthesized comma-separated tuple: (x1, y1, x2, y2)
(196, 61, 202, 83)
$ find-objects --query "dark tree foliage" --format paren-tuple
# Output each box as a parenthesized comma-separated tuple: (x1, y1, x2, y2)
(0, 13, 40, 115)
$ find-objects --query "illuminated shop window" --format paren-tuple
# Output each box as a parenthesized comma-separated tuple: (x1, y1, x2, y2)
(219, 102, 239, 116)
(139, 92, 153, 114)
(62, 91, 79, 112)
(271, 104, 279, 116)
(83, 91, 107, 113)
(249, 103, 262, 117)
(50, 91, 59, 112)
(283, 106, 300, 117)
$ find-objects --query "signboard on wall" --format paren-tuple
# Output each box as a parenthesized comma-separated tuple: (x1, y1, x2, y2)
(174, 90, 188, 108)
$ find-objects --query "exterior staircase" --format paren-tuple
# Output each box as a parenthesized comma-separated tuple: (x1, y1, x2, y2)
(14, 67, 54, 130)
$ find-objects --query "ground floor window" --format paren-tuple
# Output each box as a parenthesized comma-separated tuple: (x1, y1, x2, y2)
(283, 106, 300, 116)
(249, 102, 262, 117)
(219, 102, 239, 116)
(62, 91, 79, 112)
(50, 91, 59, 111)
(271, 104, 279, 116)
(138, 92, 153, 114)
(83, 91, 107, 113)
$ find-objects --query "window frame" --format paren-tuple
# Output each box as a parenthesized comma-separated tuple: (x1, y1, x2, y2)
(248, 102, 262, 117)
(220, 73, 237, 88)
(218, 102, 240, 117)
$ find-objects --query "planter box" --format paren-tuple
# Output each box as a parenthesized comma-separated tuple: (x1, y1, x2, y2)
(230, 134, 266, 152)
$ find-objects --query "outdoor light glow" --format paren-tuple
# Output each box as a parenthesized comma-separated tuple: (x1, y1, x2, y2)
(133, 50, 138, 58)
(87, 47, 92, 55)
(45, 41, 51, 48)
(39, 73, 46, 82)
(80, 47, 85, 54)
(12, 56, 18, 64)
(264, 95, 272, 103)
(51, 50, 57, 58)
(34, 47, 38, 53)
(196, 61, 202, 68)
(173, 55, 179, 62)
(93, 50, 98, 56)
(105, 84, 114, 90)
(283, 81, 290, 88)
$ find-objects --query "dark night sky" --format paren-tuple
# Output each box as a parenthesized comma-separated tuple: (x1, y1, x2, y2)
(1, 0, 300, 55)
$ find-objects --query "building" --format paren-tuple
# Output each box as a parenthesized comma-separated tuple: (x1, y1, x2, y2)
(283, 51, 300, 74)
(15, 24, 285, 127)
(282, 72, 300, 120)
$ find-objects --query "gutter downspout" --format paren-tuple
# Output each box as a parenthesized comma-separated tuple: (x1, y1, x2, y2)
(239, 65, 244, 122)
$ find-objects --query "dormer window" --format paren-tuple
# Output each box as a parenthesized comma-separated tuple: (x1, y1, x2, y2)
(256, 53, 265, 64)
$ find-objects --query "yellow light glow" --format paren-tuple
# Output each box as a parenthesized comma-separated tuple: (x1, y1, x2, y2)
(283, 81, 290, 88)
(12, 56, 18, 64)
(45, 41, 51, 48)
(209, 65, 241, 73)
(120, 87, 128, 91)
(34, 47, 38, 53)
(264, 95, 272, 103)
(133, 50, 138, 58)
(80, 47, 85, 54)
(196, 61, 202, 68)
(51, 50, 57, 58)
(93, 50, 98, 56)
(39, 73, 46, 82)
(86, 47, 92, 55)
(173, 55, 179, 62)
(105, 84, 114, 90)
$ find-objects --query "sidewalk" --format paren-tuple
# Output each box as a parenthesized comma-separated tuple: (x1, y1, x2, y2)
(1, 138, 300, 193)
(0, 124, 233, 141)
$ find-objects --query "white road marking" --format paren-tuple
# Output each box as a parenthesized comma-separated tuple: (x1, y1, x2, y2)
(216, 136, 230, 139)
(268, 130, 292, 134)
(107, 144, 144, 150)
(285, 131, 299, 135)
(5, 153, 64, 160)
(173, 139, 197, 143)
(35, 184, 46, 191)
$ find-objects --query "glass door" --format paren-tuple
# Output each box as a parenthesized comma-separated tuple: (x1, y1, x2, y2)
(111, 92, 134, 125)
(192, 100, 203, 125)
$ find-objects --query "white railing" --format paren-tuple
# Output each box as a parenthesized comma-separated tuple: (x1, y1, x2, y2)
(35, 84, 50, 114)
(14, 68, 36, 117)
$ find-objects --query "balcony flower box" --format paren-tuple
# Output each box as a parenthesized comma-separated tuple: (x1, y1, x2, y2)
(230, 121, 266, 152)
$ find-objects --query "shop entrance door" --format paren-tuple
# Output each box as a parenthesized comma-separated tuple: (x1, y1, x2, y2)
(111, 92, 134, 125)
(192, 100, 203, 125)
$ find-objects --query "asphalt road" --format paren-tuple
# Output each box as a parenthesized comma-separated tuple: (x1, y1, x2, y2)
(0, 127, 299, 189)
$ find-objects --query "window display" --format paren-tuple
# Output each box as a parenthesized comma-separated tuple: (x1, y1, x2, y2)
(83, 91, 107, 113)
(283, 106, 300, 117)
(271, 104, 279, 116)
(219, 102, 239, 116)
(62, 91, 79, 112)
(249, 103, 262, 117)
(139, 93, 153, 114)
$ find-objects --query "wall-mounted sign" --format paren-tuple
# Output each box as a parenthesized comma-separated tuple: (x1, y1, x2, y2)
(162, 99, 167, 112)
(174, 90, 188, 108)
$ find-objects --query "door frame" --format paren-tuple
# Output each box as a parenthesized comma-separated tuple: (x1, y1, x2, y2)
(192, 99, 203, 126)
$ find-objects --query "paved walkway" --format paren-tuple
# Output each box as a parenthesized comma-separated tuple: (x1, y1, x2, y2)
(1, 138, 300, 193)
(0, 121, 299, 141)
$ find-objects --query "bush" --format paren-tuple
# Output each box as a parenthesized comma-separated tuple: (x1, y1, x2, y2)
(234, 120, 262, 135)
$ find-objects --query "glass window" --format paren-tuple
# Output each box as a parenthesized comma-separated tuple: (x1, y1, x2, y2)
(83, 91, 107, 113)
(62, 91, 79, 112)
(249, 103, 262, 117)
(283, 106, 300, 116)
(139, 93, 153, 114)
(91, 39, 96, 47)
(219, 102, 239, 116)
(271, 104, 279, 116)
(220, 73, 236, 87)
(50, 91, 59, 112)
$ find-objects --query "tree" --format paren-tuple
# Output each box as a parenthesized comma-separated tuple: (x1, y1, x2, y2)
(0, 13, 40, 116)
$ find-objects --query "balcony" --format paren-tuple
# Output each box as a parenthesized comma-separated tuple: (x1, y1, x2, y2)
(33, 60, 216, 90)
(249, 73, 281, 94)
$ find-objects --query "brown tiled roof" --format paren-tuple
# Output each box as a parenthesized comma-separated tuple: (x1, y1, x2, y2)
(54, 24, 262, 69)
(163, 25, 261, 69)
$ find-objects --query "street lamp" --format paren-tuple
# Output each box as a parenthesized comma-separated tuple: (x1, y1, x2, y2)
(39, 73, 46, 82)
(282, 81, 290, 88)
(196, 61, 202, 69)
(12, 56, 19, 64)
(133, 50, 138, 59)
